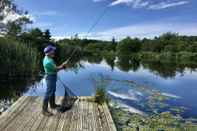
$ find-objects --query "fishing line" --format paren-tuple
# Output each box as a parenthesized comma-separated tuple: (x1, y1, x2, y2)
(57, 76, 77, 97)
(35, 6, 110, 97)
(85, 6, 110, 39)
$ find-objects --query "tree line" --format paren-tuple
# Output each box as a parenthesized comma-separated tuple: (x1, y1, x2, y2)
(1, 0, 197, 78)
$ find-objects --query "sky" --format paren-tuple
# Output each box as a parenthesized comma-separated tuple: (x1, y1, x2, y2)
(13, 0, 197, 40)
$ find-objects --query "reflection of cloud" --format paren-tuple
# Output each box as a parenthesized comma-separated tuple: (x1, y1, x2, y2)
(128, 89, 143, 96)
(108, 91, 138, 101)
(162, 92, 181, 99)
(111, 101, 144, 115)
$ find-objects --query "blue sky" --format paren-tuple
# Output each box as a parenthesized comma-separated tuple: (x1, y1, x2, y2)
(15, 0, 197, 40)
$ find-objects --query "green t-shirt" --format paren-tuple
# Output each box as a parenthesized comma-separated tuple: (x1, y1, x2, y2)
(43, 56, 57, 75)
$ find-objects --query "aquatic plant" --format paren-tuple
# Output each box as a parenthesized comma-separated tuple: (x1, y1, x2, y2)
(91, 74, 110, 104)
(110, 105, 197, 131)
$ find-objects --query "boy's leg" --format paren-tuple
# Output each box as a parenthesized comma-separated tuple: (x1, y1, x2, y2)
(42, 76, 55, 116)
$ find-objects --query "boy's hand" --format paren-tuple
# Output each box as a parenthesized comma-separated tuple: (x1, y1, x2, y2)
(62, 61, 69, 68)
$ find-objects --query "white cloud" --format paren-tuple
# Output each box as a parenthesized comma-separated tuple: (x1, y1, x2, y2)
(52, 36, 69, 41)
(148, 1, 189, 10)
(110, 0, 149, 8)
(94, 0, 190, 10)
(78, 22, 197, 41)
(2, 10, 35, 24)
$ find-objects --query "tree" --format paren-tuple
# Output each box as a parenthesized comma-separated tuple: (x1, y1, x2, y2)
(117, 37, 141, 55)
(43, 29, 51, 41)
(1, 1, 32, 38)
(5, 16, 32, 38)
(0, 0, 20, 20)
(1, 0, 23, 33)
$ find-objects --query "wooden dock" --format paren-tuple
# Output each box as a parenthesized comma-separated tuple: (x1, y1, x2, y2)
(0, 96, 117, 131)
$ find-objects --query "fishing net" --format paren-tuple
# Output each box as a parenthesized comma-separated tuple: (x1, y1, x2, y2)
(57, 76, 78, 112)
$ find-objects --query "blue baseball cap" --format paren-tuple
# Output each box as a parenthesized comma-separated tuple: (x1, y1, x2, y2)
(44, 45, 56, 54)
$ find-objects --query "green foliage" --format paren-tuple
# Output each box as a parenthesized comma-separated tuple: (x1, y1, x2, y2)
(95, 87, 108, 104)
(19, 28, 51, 53)
(0, 37, 39, 77)
(0, 0, 21, 20)
(117, 37, 141, 55)
(85, 43, 103, 53)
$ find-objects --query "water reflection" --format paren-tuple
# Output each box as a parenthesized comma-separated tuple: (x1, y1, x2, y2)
(1, 54, 197, 118)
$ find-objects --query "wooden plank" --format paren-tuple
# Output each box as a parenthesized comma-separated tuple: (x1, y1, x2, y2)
(49, 97, 63, 131)
(45, 97, 63, 131)
(87, 100, 94, 131)
(35, 97, 62, 131)
(62, 99, 79, 131)
(15, 97, 42, 131)
(30, 100, 45, 131)
(81, 99, 88, 131)
(55, 96, 70, 131)
(102, 103, 117, 131)
(0, 96, 117, 131)
(97, 103, 109, 131)
(4, 97, 38, 131)
(22, 97, 43, 131)
(92, 102, 101, 131)
(68, 98, 79, 131)
(0, 96, 28, 125)
(0, 96, 34, 131)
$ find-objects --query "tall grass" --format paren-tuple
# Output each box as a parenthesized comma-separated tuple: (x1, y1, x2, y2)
(91, 74, 110, 104)
(0, 37, 40, 78)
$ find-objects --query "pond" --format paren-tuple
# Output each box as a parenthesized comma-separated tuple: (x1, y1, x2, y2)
(1, 56, 197, 120)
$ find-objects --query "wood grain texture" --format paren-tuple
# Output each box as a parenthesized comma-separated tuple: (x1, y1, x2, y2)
(0, 96, 117, 131)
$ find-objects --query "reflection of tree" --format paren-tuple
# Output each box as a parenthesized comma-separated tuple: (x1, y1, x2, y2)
(0, 79, 31, 100)
(116, 55, 140, 72)
(104, 52, 116, 71)
(142, 61, 185, 79)
(105, 57, 115, 71)
(86, 55, 103, 64)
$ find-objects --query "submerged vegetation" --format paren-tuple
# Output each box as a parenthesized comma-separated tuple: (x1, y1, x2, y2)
(91, 75, 197, 130)
(110, 106, 197, 131)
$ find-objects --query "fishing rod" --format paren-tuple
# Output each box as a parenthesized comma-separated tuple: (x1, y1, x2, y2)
(62, 47, 79, 65)
(32, 6, 110, 96)
(57, 48, 81, 97)
(58, 6, 110, 96)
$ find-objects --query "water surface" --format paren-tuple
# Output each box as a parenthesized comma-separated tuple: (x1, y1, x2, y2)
(23, 59, 197, 118)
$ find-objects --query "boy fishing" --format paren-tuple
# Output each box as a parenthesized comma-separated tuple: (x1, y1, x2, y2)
(42, 45, 68, 116)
